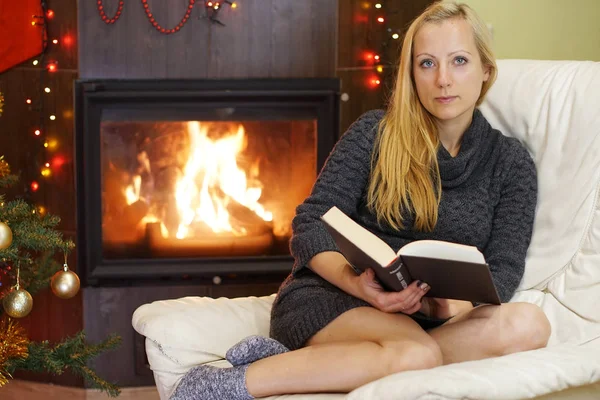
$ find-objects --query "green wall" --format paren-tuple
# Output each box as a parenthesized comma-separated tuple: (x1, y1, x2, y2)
(445, 0, 600, 61)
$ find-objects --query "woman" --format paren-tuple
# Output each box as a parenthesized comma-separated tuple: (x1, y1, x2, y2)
(172, 2, 551, 399)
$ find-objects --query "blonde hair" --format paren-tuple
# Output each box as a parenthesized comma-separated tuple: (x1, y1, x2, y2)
(366, 2, 497, 231)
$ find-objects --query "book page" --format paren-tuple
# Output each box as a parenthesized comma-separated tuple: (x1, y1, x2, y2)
(321, 207, 397, 267)
(398, 240, 485, 264)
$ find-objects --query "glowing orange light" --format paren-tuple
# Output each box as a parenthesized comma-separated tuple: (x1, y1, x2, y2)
(51, 155, 66, 168)
(62, 34, 74, 47)
(231, 2, 237, 8)
(46, 10, 54, 19)
(47, 63, 57, 72)
(368, 76, 382, 88)
(30, 181, 40, 192)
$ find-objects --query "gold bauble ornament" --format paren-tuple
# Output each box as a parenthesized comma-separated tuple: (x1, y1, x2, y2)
(0, 222, 12, 250)
(2, 287, 33, 318)
(50, 265, 80, 299)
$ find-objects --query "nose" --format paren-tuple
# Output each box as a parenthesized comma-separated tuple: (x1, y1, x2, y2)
(436, 65, 451, 88)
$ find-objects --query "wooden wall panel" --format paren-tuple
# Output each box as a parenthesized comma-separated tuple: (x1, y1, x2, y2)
(78, 0, 337, 79)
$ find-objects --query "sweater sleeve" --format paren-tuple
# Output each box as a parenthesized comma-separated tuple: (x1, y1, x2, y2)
(483, 139, 538, 303)
(289, 110, 383, 275)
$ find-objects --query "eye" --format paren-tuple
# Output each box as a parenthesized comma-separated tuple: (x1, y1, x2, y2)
(420, 59, 434, 68)
(455, 56, 468, 65)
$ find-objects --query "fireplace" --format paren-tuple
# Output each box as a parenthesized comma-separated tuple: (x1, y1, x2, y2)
(75, 79, 339, 285)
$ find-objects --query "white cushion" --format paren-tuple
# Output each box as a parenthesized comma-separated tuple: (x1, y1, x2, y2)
(132, 295, 275, 399)
(480, 60, 600, 293)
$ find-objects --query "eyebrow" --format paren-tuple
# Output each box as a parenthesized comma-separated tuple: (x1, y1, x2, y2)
(415, 50, 472, 58)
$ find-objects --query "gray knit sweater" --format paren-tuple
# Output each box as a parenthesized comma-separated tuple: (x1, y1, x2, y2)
(289, 109, 537, 303)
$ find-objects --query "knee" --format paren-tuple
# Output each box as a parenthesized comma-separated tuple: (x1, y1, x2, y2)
(379, 338, 443, 375)
(501, 303, 551, 353)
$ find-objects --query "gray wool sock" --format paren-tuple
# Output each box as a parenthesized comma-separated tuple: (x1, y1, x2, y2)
(226, 335, 290, 367)
(169, 364, 254, 400)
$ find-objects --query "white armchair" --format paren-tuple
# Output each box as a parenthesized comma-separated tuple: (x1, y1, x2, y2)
(133, 60, 600, 400)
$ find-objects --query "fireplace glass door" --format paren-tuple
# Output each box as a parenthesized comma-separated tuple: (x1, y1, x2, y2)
(75, 79, 339, 285)
(101, 116, 316, 259)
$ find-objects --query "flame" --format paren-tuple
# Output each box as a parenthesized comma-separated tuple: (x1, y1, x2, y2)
(122, 122, 272, 239)
(124, 175, 141, 205)
(175, 122, 272, 239)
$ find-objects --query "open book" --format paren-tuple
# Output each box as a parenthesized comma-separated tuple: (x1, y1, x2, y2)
(321, 206, 501, 305)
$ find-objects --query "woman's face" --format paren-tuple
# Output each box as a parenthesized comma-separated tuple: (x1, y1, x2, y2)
(412, 18, 490, 125)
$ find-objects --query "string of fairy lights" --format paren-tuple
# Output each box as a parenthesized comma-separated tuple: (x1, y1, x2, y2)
(347, 1, 405, 89)
(25, 1, 58, 212)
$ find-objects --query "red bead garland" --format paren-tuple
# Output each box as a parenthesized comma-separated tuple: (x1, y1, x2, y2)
(97, 0, 125, 24)
(141, 0, 196, 35)
(96, 0, 200, 34)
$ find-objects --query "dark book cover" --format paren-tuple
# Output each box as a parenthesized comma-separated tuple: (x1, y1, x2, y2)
(399, 255, 501, 305)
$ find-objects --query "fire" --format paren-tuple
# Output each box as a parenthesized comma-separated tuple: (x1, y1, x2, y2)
(124, 175, 141, 205)
(123, 121, 272, 239)
(176, 122, 272, 238)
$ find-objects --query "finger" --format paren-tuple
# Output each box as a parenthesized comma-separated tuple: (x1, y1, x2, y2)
(390, 279, 428, 304)
(403, 300, 423, 315)
(402, 281, 429, 308)
(399, 283, 430, 313)
(387, 280, 421, 303)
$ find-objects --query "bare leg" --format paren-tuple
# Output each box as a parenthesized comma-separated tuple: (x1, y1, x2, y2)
(428, 302, 551, 364)
(245, 307, 442, 397)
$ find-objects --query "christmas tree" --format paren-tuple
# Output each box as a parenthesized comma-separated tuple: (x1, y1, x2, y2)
(0, 155, 121, 396)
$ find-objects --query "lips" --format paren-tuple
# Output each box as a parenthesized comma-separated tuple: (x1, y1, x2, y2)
(435, 96, 457, 104)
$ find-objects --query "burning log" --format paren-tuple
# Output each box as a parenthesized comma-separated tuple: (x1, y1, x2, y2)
(103, 200, 150, 245)
(226, 198, 273, 236)
(122, 200, 150, 228)
(146, 221, 274, 257)
(211, 185, 273, 235)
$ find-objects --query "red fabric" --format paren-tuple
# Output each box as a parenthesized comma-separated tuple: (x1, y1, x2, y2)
(0, 0, 45, 74)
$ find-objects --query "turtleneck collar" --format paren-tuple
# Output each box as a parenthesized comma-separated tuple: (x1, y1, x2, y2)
(437, 109, 492, 188)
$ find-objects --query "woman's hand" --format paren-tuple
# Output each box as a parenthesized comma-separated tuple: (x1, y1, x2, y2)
(355, 268, 430, 314)
(420, 298, 474, 319)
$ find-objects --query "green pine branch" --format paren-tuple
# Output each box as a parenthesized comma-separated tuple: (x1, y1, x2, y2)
(5, 332, 122, 397)
(18, 253, 63, 296)
(0, 174, 19, 189)
(1, 165, 122, 396)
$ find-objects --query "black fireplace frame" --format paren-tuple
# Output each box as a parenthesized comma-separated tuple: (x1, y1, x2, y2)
(74, 78, 340, 286)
